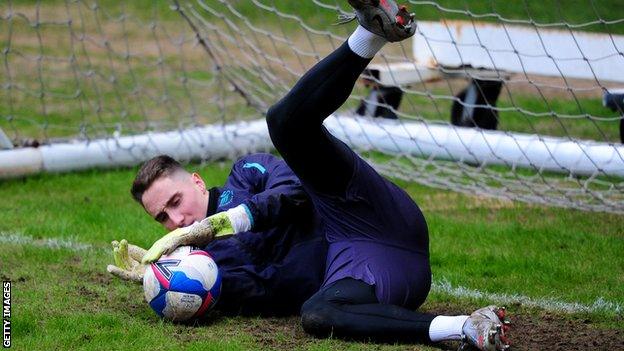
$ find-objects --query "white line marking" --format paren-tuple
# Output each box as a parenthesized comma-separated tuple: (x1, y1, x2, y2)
(2, 232, 621, 315)
(0, 231, 94, 251)
(432, 279, 622, 315)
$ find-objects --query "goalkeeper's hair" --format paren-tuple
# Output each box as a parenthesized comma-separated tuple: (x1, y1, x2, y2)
(131, 155, 186, 204)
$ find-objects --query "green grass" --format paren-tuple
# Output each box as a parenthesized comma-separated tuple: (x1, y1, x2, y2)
(1, 1, 624, 348)
(10, 0, 624, 33)
(0, 162, 622, 350)
(195, 0, 624, 34)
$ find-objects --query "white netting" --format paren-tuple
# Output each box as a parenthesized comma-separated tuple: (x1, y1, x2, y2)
(1, 0, 623, 213)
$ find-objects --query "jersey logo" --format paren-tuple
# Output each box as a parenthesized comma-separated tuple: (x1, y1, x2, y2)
(243, 162, 266, 174)
(218, 190, 234, 207)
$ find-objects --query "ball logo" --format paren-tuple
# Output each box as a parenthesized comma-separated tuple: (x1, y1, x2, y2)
(151, 259, 181, 290)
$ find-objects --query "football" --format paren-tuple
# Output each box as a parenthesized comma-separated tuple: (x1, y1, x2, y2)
(143, 246, 221, 322)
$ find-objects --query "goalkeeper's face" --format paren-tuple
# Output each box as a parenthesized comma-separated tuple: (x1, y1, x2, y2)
(141, 171, 209, 231)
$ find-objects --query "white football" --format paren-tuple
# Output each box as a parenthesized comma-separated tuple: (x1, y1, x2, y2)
(143, 246, 221, 321)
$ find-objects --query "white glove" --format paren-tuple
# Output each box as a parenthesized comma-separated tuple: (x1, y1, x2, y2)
(141, 212, 235, 264)
(106, 239, 147, 283)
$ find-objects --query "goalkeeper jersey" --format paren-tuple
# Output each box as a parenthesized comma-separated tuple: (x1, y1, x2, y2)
(203, 153, 327, 316)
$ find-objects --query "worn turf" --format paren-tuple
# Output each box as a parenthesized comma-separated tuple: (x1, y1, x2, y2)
(1, 1, 623, 349)
(0, 163, 622, 350)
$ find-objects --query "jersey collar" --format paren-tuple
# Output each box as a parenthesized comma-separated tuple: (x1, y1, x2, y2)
(206, 187, 220, 217)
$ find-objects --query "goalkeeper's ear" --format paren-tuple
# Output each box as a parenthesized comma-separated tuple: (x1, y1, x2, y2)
(191, 172, 207, 195)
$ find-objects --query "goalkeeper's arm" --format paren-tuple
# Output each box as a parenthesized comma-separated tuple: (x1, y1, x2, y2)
(229, 154, 312, 231)
(141, 205, 251, 263)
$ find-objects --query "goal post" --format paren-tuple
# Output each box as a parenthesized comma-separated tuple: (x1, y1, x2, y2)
(1, 0, 623, 213)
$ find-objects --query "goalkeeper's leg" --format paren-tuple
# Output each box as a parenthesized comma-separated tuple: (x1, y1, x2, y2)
(301, 278, 511, 349)
(301, 278, 436, 343)
(266, 35, 372, 195)
(264, 0, 421, 197)
(266, 1, 415, 196)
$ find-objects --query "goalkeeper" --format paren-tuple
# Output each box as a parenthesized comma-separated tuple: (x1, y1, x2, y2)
(109, 152, 329, 316)
(110, 1, 512, 349)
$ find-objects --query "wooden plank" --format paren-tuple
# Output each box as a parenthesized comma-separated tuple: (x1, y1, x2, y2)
(413, 20, 624, 83)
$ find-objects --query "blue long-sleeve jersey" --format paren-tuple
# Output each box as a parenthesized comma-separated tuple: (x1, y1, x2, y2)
(202, 153, 327, 316)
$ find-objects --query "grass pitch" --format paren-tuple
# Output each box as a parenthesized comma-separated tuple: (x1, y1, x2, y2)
(1, 1, 624, 350)
(0, 163, 622, 350)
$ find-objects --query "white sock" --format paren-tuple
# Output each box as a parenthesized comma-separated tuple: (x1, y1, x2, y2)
(428, 315, 469, 342)
(347, 25, 387, 59)
(225, 204, 253, 233)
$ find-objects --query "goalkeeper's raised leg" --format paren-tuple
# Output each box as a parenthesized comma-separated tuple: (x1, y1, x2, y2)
(266, 1, 511, 350)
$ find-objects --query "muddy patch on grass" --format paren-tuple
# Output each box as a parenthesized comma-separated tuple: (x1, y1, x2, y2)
(235, 306, 623, 350)
(87, 271, 113, 285)
(425, 303, 623, 351)
(509, 311, 623, 350)
(241, 316, 308, 350)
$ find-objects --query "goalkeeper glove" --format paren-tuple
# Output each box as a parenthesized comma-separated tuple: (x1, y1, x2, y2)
(106, 239, 147, 283)
(141, 211, 235, 264)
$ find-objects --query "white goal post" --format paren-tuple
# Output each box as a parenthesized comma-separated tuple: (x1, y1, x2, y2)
(3, 115, 622, 178)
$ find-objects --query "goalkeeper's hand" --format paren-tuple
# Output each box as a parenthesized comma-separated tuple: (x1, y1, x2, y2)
(106, 239, 147, 284)
(141, 212, 234, 264)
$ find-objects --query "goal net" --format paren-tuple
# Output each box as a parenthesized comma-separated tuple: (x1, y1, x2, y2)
(1, 0, 623, 213)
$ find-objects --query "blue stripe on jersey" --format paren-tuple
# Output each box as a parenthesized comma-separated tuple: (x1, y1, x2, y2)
(242, 162, 266, 174)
